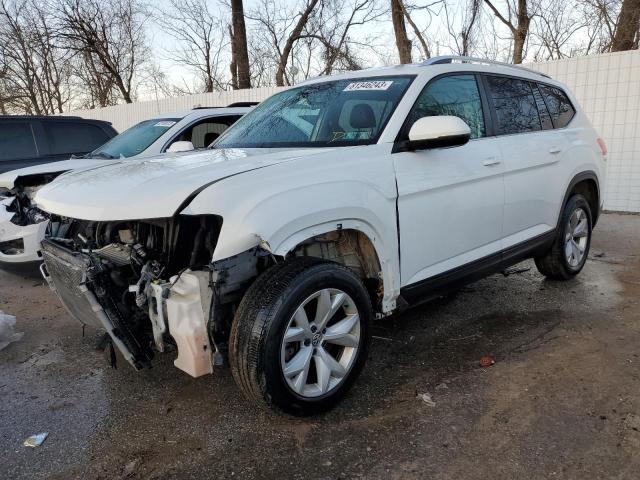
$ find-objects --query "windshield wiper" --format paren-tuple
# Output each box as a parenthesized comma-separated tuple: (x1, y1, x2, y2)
(91, 152, 116, 159)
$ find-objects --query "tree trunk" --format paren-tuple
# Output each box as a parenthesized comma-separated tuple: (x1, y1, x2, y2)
(611, 0, 640, 52)
(512, 0, 530, 63)
(391, 0, 412, 63)
(275, 0, 320, 87)
(231, 0, 251, 89)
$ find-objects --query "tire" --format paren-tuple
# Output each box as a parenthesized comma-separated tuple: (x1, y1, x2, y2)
(229, 257, 372, 416)
(535, 194, 593, 280)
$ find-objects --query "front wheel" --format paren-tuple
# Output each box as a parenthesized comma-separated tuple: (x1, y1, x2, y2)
(535, 194, 592, 280)
(229, 257, 372, 416)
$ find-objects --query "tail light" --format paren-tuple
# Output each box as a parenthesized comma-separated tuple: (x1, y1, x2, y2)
(597, 138, 608, 157)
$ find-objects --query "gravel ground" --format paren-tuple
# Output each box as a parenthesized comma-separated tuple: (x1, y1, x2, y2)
(1, 212, 639, 480)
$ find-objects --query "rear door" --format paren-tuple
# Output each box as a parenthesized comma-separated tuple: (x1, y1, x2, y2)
(0, 120, 41, 173)
(393, 74, 505, 287)
(484, 75, 569, 248)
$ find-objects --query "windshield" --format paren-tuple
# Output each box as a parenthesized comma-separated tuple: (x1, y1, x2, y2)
(215, 76, 413, 148)
(90, 118, 180, 159)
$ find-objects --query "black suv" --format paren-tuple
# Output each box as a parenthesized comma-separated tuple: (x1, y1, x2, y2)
(0, 116, 117, 174)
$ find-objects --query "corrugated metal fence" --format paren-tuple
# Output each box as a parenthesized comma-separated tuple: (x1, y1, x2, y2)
(65, 51, 640, 212)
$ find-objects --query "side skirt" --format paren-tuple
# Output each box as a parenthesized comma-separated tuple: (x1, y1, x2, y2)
(399, 230, 556, 306)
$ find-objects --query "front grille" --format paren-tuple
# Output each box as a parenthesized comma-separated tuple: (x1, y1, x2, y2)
(41, 240, 104, 329)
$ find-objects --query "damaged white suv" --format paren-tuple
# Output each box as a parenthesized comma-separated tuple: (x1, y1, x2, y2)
(34, 57, 606, 415)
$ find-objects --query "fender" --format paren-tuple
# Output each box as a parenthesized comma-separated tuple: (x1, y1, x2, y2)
(180, 146, 401, 312)
(557, 170, 600, 228)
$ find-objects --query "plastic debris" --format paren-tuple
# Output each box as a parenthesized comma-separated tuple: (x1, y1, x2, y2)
(23, 432, 48, 447)
(417, 392, 436, 407)
(0, 311, 23, 351)
(479, 356, 495, 367)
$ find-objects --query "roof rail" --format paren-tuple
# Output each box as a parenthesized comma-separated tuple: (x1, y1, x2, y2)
(422, 56, 550, 78)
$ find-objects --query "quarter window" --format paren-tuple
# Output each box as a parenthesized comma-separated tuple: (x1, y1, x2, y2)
(486, 76, 542, 135)
(0, 122, 38, 161)
(406, 75, 485, 139)
(538, 84, 575, 128)
(46, 122, 111, 156)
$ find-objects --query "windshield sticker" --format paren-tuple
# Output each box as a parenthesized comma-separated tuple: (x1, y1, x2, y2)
(154, 121, 177, 128)
(344, 80, 393, 91)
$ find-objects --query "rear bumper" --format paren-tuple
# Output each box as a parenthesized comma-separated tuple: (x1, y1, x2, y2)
(0, 201, 47, 263)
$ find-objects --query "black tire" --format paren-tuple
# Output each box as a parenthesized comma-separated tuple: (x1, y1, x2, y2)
(229, 257, 372, 416)
(535, 194, 593, 280)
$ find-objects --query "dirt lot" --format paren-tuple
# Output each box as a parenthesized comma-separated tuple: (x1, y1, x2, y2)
(1, 212, 639, 480)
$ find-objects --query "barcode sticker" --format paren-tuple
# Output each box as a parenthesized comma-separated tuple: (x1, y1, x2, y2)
(344, 81, 393, 91)
(154, 121, 176, 128)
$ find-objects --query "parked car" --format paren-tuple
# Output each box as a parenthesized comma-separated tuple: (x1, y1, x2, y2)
(0, 115, 117, 175)
(34, 57, 606, 416)
(0, 106, 251, 263)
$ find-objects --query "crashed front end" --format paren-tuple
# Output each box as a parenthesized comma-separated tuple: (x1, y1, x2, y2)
(40, 214, 265, 376)
(0, 177, 51, 263)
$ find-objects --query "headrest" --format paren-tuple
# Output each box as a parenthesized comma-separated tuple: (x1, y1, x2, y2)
(350, 104, 376, 129)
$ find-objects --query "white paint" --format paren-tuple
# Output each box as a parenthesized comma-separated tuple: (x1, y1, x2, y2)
(38, 60, 604, 316)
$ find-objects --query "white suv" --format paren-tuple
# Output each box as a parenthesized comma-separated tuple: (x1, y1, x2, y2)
(34, 57, 606, 415)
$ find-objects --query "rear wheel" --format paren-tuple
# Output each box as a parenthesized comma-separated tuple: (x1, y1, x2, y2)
(229, 257, 372, 416)
(535, 194, 592, 280)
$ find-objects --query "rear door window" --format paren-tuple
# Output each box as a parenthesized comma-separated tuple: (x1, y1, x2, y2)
(46, 122, 111, 156)
(538, 84, 576, 128)
(0, 122, 38, 161)
(486, 76, 542, 135)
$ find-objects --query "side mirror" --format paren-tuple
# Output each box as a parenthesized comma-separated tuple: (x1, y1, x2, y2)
(400, 116, 471, 152)
(166, 141, 195, 153)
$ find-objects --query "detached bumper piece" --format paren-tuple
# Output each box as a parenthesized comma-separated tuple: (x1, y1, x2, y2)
(41, 239, 154, 370)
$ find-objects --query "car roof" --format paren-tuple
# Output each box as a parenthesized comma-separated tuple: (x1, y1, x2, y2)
(155, 106, 254, 121)
(0, 115, 113, 126)
(298, 56, 565, 89)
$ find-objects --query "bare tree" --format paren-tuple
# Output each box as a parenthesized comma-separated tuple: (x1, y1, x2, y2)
(308, 0, 384, 75)
(391, 0, 412, 63)
(56, 0, 150, 103)
(530, 0, 589, 60)
(443, 0, 482, 56)
(484, 0, 534, 63)
(0, 0, 73, 114)
(610, 0, 640, 51)
(157, 0, 228, 92)
(249, 0, 322, 86)
(230, 0, 251, 89)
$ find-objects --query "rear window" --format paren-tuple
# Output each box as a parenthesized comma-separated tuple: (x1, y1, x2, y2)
(538, 84, 575, 128)
(0, 122, 38, 161)
(486, 76, 542, 135)
(46, 122, 111, 156)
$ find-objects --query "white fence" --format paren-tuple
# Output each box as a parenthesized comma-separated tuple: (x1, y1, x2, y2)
(65, 51, 640, 213)
(65, 86, 286, 132)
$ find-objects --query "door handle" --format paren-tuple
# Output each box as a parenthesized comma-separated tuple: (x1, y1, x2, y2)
(549, 146, 562, 154)
(482, 157, 501, 166)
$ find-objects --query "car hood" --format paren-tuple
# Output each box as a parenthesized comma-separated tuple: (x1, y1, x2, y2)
(34, 147, 337, 221)
(0, 158, 118, 190)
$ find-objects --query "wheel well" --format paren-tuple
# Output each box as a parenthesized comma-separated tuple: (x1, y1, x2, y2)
(289, 229, 383, 310)
(569, 179, 599, 225)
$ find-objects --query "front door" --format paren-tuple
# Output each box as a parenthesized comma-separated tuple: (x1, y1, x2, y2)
(393, 74, 505, 287)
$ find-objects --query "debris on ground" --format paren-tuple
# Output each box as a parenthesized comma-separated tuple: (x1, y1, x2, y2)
(502, 266, 531, 276)
(479, 356, 495, 367)
(593, 252, 606, 258)
(23, 432, 48, 447)
(417, 392, 436, 407)
(0, 311, 23, 351)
